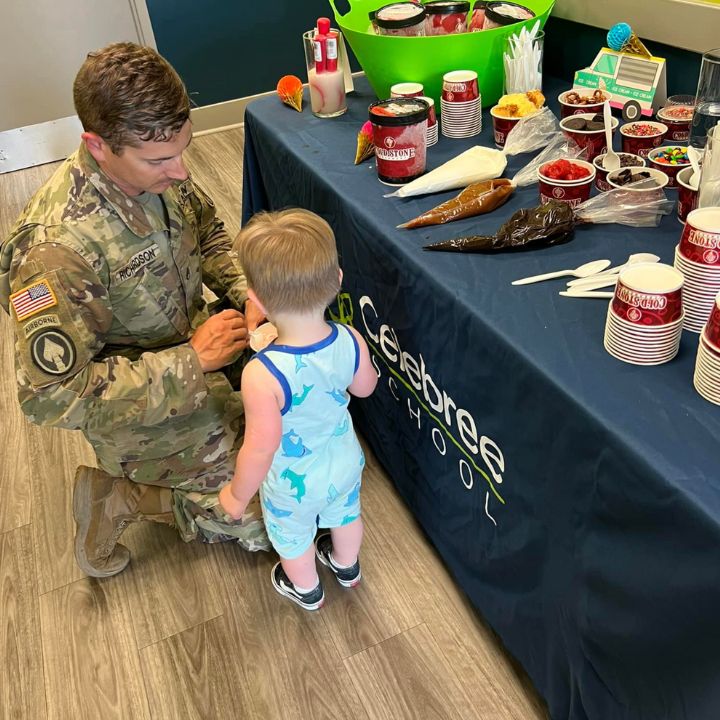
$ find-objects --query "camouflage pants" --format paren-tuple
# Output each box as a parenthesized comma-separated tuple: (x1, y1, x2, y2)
(101, 372, 270, 552)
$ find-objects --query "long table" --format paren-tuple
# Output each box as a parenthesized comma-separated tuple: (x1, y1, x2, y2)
(242, 76, 720, 720)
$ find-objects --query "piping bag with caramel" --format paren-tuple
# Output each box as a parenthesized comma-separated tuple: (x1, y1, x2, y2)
(398, 178, 514, 229)
(398, 117, 586, 230)
(424, 182, 674, 253)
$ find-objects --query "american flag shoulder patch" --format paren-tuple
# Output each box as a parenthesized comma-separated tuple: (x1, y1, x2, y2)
(9, 279, 58, 321)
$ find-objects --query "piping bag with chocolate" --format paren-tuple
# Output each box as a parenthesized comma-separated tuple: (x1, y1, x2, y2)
(398, 112, 583, 229)
(386, 107, 561, 200)
(424, 181, 674, 252)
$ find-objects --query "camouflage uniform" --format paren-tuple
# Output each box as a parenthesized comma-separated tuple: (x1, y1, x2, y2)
(0, 143, 269, 551)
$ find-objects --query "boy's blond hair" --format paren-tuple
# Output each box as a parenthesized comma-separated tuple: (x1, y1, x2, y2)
(235, 209, 340, 314)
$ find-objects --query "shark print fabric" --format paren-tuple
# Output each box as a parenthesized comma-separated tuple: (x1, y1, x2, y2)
(253, 323, 364, 559)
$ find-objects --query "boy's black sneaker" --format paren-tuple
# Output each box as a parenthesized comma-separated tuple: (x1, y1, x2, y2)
(270, 562, 324, 611)
(315, 533, 362, 588)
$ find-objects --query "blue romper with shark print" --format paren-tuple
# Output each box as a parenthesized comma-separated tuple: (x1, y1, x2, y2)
(253, 322, 365, 559)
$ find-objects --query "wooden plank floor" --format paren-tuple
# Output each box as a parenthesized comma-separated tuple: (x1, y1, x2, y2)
(0, 128, 548, 720)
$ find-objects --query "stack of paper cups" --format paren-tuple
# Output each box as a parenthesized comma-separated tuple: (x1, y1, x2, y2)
(673, 207, 720, 332)
(419, 96, 438, 147)
(441, 70, 482, 139)
(694, 292, 720, 405)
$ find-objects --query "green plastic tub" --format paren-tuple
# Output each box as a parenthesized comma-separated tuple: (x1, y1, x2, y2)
(329, 0, 555, 108)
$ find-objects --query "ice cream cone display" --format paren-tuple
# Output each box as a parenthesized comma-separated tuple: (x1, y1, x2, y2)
(607, 22, 652, 59)
(276, 75, 304, 112)
(355, 121, 376, 164)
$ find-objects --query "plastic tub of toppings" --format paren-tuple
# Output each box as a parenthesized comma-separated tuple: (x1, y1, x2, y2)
(558, 88, 612, 118)
(538, 159, 595, 207)
(369, 97, 429, 185)
(593, 152, 645, 192)
(330, 0, 553, 107)
(560, 112, 619, 161)
(646, 145, 690, 188)
(620, 121, 668, 158)
(375, 2, 427, 36)
(424, 1, 470, 35)
(468, 2, 487, 30)
(655, 105, 694, 143)
(607, 167, 669, 196)
(483, 1, 534, 28)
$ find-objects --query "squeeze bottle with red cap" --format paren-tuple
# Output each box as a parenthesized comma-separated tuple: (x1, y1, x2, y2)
(313, 18, 328, 73)
(318, 17, 338, 73)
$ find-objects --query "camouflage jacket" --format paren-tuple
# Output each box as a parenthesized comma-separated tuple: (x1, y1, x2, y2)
(0, 144, 247, 479)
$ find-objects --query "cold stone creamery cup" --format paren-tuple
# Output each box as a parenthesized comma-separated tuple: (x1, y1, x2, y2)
(679, 207, 720, 266)
(704, 292, 720, 350)
(369, 98, 429, 185)
(611, 263, 684, 326)
(442, 70, 479, 102)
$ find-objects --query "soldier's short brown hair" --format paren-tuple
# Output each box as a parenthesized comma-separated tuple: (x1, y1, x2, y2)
(235, 209, 341, 315)
(73, 42, 190, 154)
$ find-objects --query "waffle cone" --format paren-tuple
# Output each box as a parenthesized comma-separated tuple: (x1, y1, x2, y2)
(624, 34, 652, 58)
(354, 133, 375, 165)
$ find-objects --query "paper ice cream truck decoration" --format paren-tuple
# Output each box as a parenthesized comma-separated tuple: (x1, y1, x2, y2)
(573, 48, 667, 121)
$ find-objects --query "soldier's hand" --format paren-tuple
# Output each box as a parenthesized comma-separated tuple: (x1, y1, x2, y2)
(190, 309, 248, 372)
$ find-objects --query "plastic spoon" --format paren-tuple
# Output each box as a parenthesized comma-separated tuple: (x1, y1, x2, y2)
(559, 290, 614, 299)
(512, 259, 611, 286)
(567, 252, 660, 287)
(602, 101, 621, 172)
(566, 276, 618, 292)
(688, 146, 701, 189)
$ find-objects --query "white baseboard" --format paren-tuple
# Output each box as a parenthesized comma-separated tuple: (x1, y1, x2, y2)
(552, 0, 719, 55)
(0, 116, 83, 174)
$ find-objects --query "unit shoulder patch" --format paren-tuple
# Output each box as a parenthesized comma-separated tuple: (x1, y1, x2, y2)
(9, 279, 58, 321)
(30, 329, 77, 376)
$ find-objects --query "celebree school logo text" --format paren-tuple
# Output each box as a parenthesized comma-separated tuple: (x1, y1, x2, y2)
(616, 285, 667, 310)
(358, 294, 506, 525)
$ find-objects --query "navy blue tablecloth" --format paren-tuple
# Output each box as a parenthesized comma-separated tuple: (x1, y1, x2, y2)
(242, 76, 720, 720)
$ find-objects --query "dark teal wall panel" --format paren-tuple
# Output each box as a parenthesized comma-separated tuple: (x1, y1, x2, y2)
(543, 17, 702, 97)
(146, 5, 702, 108)
(146, 0, 346, 107)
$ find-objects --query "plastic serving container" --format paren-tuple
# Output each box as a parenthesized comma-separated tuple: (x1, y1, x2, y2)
(329, 0, 554, 108)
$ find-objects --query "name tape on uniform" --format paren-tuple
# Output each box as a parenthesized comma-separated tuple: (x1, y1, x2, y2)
(9, 279, 58, 321)
(115, 243, 160, 283)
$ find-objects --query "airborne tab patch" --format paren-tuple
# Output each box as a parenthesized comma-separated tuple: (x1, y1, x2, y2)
(9, 279, 58, 321)
(23, 314, 61, 338)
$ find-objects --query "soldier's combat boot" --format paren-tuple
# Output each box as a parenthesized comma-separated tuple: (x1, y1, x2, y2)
(72, 466, 175, 577)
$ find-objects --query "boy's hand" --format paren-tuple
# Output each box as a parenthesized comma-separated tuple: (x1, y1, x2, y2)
(219, 484, 247, 520)
(244, 298, 266, 332)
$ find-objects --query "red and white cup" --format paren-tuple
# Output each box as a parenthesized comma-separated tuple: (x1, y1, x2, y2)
(704, 293, 720, 350)
(537, 159, 595, 208)
(442, 70, 479, 102)
(611, 263, 684, 327)
(655, 106, 693, 143)
(560, 113, 619, 162)
(557, 89, 612, 119)
(646, 146, 690, 189)
(678, 207, 720, 266)
(677, 166, 699, 224)
(620, 121, 668, 158)
(490, 107, 537, 149)
(391, 82, 425, 98)
(592, 152, 645, 192)
(606, 167, 669, 197)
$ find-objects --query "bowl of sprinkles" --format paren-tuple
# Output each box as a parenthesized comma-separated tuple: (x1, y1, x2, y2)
(646, 146, 690, 188)
(620, 121, 668, 158)
(656, 105, 694, 142)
